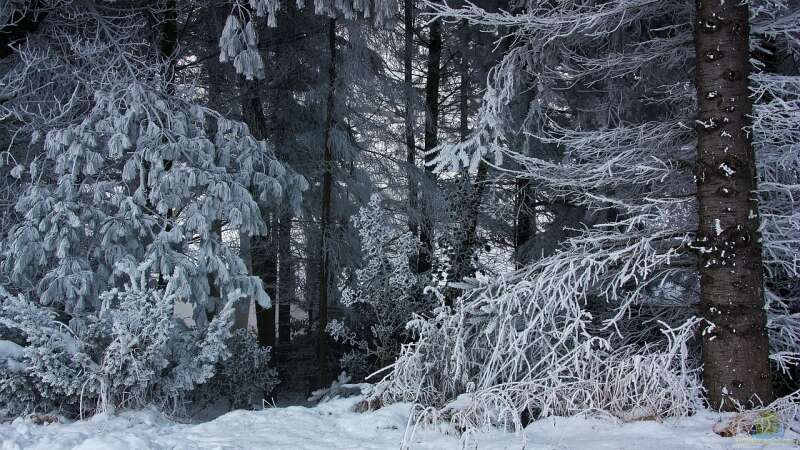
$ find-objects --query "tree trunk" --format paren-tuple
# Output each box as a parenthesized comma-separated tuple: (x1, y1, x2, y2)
(253, 218, 277, 349)
(404, 0, 420, 271)
(159, 0, 178, 89)
(304, 231, 319, 330)
(418, 18, 442, 274)
(153, 0, 178, 289)
(514, 178, 536, 268)
(316, 17, 337, 389)
(236, 232, 253, 329)
(693, 0, 773, 409)
(278, 211, 293, 343)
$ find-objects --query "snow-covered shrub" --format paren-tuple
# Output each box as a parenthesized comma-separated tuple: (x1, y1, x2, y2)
(0, 336, 44, 417)
(192, 329, 279, 410)
(376, 259, 703, 430)
(0, 365, 42, 418)
(328, 195, 431, 380)
(0, 262, 247, 416)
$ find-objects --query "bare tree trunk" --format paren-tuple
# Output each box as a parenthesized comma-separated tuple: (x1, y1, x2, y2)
(418, 18, 442, 274)
(316, 17, 337, 389)
(304, 231, 319, 329)
(404, 0, 420, 271)
(253, 218, 277, 349)
(693, 0, 773, 409)
(278, 211, 293, 343)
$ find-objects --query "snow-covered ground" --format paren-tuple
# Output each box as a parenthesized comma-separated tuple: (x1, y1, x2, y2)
(1, 397, 797, 450)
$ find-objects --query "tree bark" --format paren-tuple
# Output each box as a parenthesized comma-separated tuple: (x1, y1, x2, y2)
(404, 0, 420, 271)
(514, 178, 536, 269)
(253, 218, 277, 349)
(316, 17, 337, 389)
(693, 0, 773, 409)
(278, 211, 293, 343)
(418, 18, 442, 274)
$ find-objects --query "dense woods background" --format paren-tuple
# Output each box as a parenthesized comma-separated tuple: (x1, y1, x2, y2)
(0, 0, 798, 429)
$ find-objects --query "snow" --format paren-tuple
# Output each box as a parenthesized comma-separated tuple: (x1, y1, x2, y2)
(0, 340, 25, 372)
(0, 398, 797, 450)
(718, 162, 735, 177)
(0, 340, 24, 359)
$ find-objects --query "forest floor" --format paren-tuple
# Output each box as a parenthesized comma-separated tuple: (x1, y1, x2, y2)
(0, 396, 798, 449)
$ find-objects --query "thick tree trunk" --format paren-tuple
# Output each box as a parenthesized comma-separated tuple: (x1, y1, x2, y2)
(316, 17, 337, 389)
(278, 212, 293, 343)
(418, 18, 442, 274)
(693, 0, 773, 409)
(404, 0, 420, 271)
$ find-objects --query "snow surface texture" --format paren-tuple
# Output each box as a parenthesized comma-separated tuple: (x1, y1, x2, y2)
(0, 397, 797, 450)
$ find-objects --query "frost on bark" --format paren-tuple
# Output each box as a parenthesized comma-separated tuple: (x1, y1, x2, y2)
(692, 0, 773, 409)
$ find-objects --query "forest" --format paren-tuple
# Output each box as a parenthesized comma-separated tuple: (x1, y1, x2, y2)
(0, 0, 799, 448)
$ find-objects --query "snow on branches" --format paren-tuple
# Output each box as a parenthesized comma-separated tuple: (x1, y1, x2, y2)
(328, 195, 430, 380)
(0, 3, 305, 417)
(374, 0, 800, 431)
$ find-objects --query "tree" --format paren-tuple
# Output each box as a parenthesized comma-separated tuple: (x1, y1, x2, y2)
(317, 17, 338, 388)
(692, 0, 772, 409)
(0, 0, 298, 416)
(415, 18, 442, 275)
